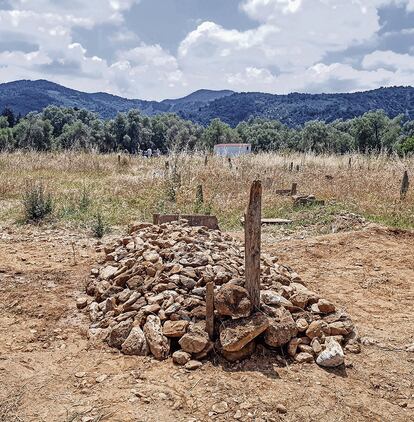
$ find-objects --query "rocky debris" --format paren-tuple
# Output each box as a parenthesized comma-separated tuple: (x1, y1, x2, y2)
(172, 350, 191, 365)
(214, 284, 251, 318)
(143, 315, 170, 360)
(81, 220, 358, 366)
(184, 360, 203, 370)
(220, 313, 269, 352)
(121, 326, 148, 356)
(316, 338, 345, 367)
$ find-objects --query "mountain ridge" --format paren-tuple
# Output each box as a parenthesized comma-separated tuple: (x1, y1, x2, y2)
(0, 79, 413, 127)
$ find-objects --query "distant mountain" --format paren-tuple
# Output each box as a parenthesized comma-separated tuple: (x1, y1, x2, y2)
(0, 79, 413, 127)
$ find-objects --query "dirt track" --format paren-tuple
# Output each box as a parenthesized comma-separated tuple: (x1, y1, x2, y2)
(1, 225, 413, 421)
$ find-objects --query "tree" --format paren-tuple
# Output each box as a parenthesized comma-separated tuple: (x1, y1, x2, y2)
(200, 118, 238, 150)
(1, 107, 16, 128)
(13, 113, 53, 151)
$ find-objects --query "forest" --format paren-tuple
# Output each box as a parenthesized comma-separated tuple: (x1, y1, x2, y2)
(1, 105, 414, 155)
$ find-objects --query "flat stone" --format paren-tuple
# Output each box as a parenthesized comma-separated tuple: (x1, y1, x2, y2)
(184, 360, 203, 370)
(316, 338, 344, 367)
(212, 401, 228, 414)
(295, 352, 314, 364)
(261, 290, 293, 308)
(220, 313, 269, 352)
(214, 284, 252, 318)
(264, 308, 297, 347)
(162, 320, 189, 338)
(219, 340, 256, 362)
(100, 265, 118, 280)
(143, 315, 170, 360)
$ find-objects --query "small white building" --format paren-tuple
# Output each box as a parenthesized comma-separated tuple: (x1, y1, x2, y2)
(214, 143, 252, 157)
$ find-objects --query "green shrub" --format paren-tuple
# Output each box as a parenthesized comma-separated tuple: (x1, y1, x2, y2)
(22, 181, 53, 222)
(92, 212, 105, 238)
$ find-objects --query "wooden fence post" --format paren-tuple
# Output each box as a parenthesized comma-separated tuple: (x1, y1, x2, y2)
(205, 282, 215, 340)
(244, 180, 262, 310)
(291, 182, 298, 196)
(401, 170, 409, 200)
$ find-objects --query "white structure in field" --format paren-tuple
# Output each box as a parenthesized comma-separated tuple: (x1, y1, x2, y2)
(214, 143, 252, 157)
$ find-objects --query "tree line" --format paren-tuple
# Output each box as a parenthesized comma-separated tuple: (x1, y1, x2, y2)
(1, 106, 413, 154)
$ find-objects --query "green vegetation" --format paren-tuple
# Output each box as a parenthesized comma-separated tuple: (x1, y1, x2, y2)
(1, 106, 414, 155)
(22, 181, 54, 222)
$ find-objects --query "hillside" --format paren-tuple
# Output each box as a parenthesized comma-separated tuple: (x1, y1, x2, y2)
(0, 79, 413, 127)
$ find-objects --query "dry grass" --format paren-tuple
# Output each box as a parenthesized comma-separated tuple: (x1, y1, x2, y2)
(0, 151, 413, 231)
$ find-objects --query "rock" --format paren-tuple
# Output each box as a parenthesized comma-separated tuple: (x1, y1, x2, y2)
(143, 250, 160, 263)
(264, 308, 297, 347)
(311, 338, 322, 354)
(95, 374, 108, 383)
(220, 313, 269, 352)
(345, 343, 361, 354)
(306, 320, 328, 339)
(76, 297, 88, 309)
(100, 265, 118, 280)
(288, 338, 301, 357)
(261, 290, 293, 308)
(212, 401, 229, 414)
(184, 360, 203, 370)
(108, 319, 133, 349)
(179, 327, 210, 354)
(172, 350, 191, 365)
(295, 352, 314, 363)
(276, 404, 287, 414)
(316, 338, 344, 367)
(121, 326, 148, 355)
(296, 318, 309, 332)
(329, 321, 350, 336)
(214, 284, 252, 318)
(143, 315, 170, 360)
(317, 299, 336, 314)
(219, 340, 256, 362)
(234, 410, 242, 419)
(289, 292, 309, 309)
(162, 320, 189, 338)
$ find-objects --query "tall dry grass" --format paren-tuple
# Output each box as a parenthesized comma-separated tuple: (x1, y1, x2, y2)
(0, 151, 413, 230)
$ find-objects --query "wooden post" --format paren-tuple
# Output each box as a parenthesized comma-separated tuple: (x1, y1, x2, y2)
(205, 282, 215, 340)
(401, 170, 409, 200)
(244, 181, 262, 310)
(204, 155, 208, 166)
(348, 157, 352, 169)
(289, 162, 294, 172)
(291, 182, 298, 196)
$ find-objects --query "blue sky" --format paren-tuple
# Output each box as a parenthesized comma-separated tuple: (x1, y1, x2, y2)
(0, 0, 413, 99)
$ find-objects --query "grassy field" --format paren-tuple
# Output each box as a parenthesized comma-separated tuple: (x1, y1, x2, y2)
(0, 151, 413, 232)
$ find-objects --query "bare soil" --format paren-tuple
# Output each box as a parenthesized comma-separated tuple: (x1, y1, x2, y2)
(1, 224, 413, 422)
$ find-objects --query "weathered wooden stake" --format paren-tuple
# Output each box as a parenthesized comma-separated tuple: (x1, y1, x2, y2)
(205, 282, 215, 340)
(204, 155, 208, 166)
(291, 182, 298, 196)
(228, 157, 233, 169)
(244, 180, 262, 310)
(348, 157, 352, 169)
(401, 170, 409, 200)
(296, 164, 300, 172)
(289, 162, 294, 172)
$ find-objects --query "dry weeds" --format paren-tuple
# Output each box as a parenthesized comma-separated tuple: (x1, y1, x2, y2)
(0, 151, 412, 230)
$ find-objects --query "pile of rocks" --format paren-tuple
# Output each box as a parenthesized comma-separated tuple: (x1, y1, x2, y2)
(80, 221, 359, 369)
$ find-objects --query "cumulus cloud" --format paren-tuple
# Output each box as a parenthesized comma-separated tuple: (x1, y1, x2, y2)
(0, 0, 413, 99)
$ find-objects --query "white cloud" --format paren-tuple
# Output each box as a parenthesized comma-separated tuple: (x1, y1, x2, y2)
(0, 0, 412, 100)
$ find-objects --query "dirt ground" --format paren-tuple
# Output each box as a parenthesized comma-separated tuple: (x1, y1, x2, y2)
(1, 224, 413, 422)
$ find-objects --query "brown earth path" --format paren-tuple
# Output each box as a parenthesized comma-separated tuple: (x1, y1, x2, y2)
(0, 225, 413, 422)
